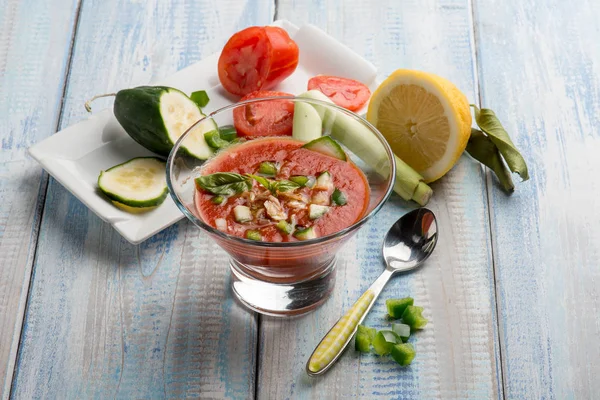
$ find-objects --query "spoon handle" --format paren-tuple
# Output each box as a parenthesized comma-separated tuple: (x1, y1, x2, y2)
(306, 269, 394, 375)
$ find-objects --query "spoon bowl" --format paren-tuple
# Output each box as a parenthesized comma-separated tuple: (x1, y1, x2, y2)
(306, 208, 438, 376)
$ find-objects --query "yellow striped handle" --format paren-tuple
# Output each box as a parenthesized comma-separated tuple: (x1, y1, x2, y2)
(308, 290, 375, 372)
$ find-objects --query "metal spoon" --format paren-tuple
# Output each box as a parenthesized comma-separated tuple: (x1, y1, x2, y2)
(306, 208, 438, 376)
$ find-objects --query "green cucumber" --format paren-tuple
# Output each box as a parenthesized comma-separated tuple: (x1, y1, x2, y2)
(246, 230, 262, 241)
(98, 157, 167, 209)
(372, 330, 401, 356)
(309, 204, 329, 220)
(391, 323, 411, 342)
(293, 226, 317, 240)
(331, 188, 347, 206)
(302, 136, 347, 161)
(233, 205, 252, 223)
(258, 161, 278, 176)
(86, 86, 216, 159)
(276, 220, 293, 235)
(390, 343, 416, 366)
(315, 171, 333, 191)
(299, 90, 432, 205)
(292, 101, 323, 142)
(289, 175, 309, 186)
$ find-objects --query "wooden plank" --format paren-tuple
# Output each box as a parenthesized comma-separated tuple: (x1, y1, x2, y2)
(474, 0, 600, 398)
(0, 1, 80, 398)
(10, 1, 273, 398)
(258, 1, 502, 399)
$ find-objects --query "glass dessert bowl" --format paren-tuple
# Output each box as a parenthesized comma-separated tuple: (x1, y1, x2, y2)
(167, 97, 395, 316)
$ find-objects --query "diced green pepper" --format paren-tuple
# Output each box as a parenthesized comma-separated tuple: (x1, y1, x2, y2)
(372, 330, 400, 355)
(390, 343, 416, 366)
(245, 230, 261, 241)
(331, 188, 347, 206)
(386, 297, 414, 319)
(401, 306, 428, 330)
(289, 175, 309, 186)
(355, 333, 371, 353)
(211, 195, 225, 205)
(357, 325, 377, 341)
(258, 161, 278, 176)
(276, 220, 293, 235)
(218, 125, 238, 142)
(392, 323, 411, 342)
(190, 90, 210, 108)
(204, 130, 230, 149)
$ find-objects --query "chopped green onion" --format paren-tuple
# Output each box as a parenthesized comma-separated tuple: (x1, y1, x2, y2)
(390, 343, 416, 366)
(258, 161, 278, 176)
(391, 323, 411, 342)
(401, 306, 428, 330)
(204, 130, 230, 149)
(211, 195, 225, 205)
(372, 330, 400, 355)
(245, 230, 261, 241)
(386, 297, 414, 319)
(289, 175, 309, 186)
(219, 125, 238, 141)
(190, 90, 210, 108)
(331, 188, 347, 206)
(276, 220, 293, 235)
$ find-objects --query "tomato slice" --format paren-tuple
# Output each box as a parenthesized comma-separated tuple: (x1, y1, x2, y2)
(233, 90, 295, 138)
(218, 27, 299, 96)
(307, 76, 371, 111)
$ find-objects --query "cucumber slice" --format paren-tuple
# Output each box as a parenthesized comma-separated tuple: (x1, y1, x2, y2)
(258, 161, 278, 176)
(315, 171, 334, 191)
(289, 175, 309, 186)
(309, 204, 329, 220)
(233, 205, 252, 223)
(292, 101, 323, 142)
(302, 136, 347, 161)
(246, 230, 262, 241)
(98, 157, 167, 208)
(293, 226, 317, 240)
(276, 220, 293, 235)
(160, 89, 216, 160)
(331, 188, 347, 206)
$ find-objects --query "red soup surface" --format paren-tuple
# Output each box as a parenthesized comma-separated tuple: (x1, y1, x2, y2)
(195, 137, 370, 242)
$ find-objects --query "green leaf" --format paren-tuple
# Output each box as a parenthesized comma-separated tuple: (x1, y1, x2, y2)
(195, 173, 251, 196)
(471, 105, 529, 181)
(466, 129, 515, 192)
(246, 174, 272, 191)
(271, 180, 301, 193)
(190, 90, 210, 108)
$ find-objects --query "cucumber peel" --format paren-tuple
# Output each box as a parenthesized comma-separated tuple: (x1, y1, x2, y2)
(299, 90, 432, 205)
(98, 157, 168, 209)
(302, 136, 347, 161)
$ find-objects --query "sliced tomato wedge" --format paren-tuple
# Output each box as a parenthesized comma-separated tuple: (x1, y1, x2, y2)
(307, 76, 371, 111)
(218, 27, 299, 96)
(233, 90, 295, 138)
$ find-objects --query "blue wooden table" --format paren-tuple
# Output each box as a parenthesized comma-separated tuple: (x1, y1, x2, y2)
(2, 0, 599, 398)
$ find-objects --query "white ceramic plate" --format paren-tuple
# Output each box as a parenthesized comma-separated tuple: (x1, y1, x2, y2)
(29, 20, 378, 244)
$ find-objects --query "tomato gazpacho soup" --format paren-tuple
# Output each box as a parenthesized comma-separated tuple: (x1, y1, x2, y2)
(194, 137, 369, 242)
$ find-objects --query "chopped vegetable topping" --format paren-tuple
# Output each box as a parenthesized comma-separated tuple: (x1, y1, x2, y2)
(294, 226, 316, 240)
(391, 323, 411, 342)
(390, 343, 416, 366)
(309, 204, 329, 220)
(386, 297, 414, 319)
(355, 325, 377, 352)
(233, 205, 252, 223)
(315, 171, 333, 190)
(276, 220, 293, 234)
(211, 195, 226, 205)
(190, 90, 210, 108)
(264, 196, 287, 220)
(311, 190, 331, 206)
(218, 125, 238, 142)
(372, 330, 400, 355)
(205, 130, 230, 149)
(215, 218, 227, 232)
(401, 306, 428, 330)
(289, 175, 309, 186)
(258, 161, 278, 176)
(331, 188, 347, 206)
(246, 230, 262, 241)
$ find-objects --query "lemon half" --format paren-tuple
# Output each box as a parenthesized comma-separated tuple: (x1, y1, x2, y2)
(367, 70, 472, 183)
